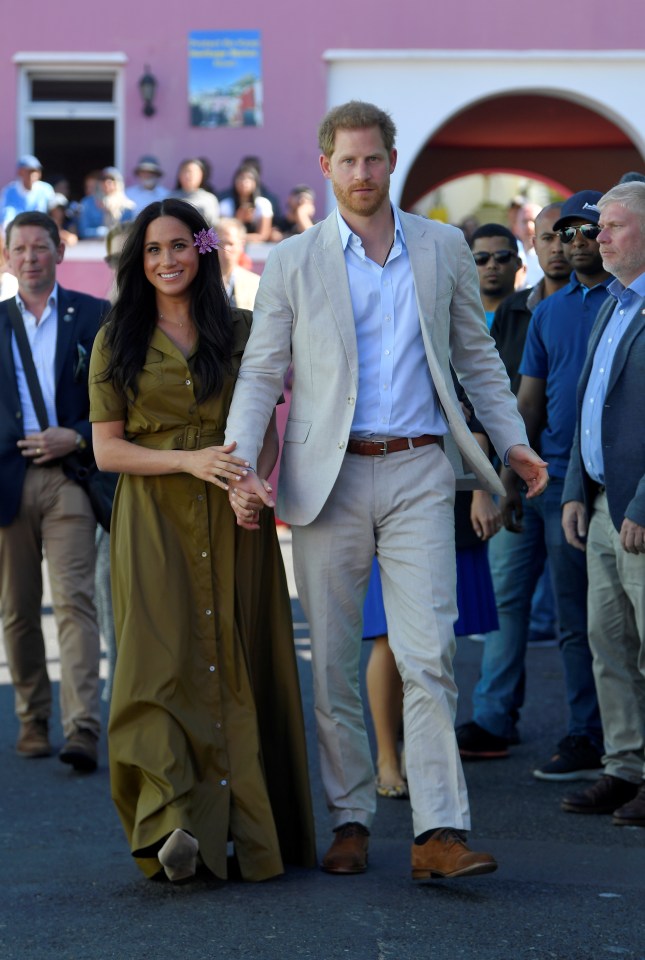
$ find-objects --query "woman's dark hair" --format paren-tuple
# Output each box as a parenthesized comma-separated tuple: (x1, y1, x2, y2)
(231, 164, 260, 208)
(100, 198, 233, 404)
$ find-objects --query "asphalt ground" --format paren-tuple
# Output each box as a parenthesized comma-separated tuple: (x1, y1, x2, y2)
(0, 534, 643, 960)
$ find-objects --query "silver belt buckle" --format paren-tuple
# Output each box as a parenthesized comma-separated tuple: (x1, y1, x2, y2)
(376, 439, 388, 457)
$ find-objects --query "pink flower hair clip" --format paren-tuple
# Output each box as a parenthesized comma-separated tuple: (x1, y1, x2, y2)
(193, 227, 219, 254)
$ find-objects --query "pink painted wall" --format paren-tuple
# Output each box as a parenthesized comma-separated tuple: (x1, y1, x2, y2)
(2, 0, 645, 208)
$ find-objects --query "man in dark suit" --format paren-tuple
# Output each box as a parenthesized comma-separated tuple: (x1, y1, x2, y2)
(0, 211, 109, 772)
(560, 181, 645, 827)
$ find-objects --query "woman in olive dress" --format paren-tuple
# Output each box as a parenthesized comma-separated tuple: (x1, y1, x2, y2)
(89, 199, 315, 884)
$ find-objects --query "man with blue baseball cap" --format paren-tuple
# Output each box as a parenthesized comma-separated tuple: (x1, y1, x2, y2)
(1, 155, 55, 229)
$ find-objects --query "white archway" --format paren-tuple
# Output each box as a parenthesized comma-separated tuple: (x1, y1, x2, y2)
(322, 49, 645, 210)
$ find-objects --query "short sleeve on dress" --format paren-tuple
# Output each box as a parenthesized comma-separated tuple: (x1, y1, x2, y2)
(89, 325, 128, 422)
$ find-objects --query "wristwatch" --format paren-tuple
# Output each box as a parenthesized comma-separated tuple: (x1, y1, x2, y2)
(75, 432, 87, 451)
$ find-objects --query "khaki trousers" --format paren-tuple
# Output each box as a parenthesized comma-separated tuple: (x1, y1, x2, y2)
(586, 491, 645, 782)
(292, 442, 470, 837)
(0, 464, 101, 738)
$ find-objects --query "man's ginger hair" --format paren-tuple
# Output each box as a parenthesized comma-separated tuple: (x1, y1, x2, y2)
(318, 101, 397, 158)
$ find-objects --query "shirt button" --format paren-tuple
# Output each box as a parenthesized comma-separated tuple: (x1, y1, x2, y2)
(585, 429, 590, 435)
(197, 494, 204, 502)
(590, 398, 594, 404)
(608, 338, 613, 343)
(205, 609, 212, 616)
(185, 378, 191, 385)
(220, 779, 228, 787)
(385, 315, 391, 322)
(384, 349, 390, 356)
(599, 368, 604, 374)
(381, 417, 387, 424)
(347, 397, 355, 405)
(215, 722, 222, 729)
(209, 665, 215, 672)
(338, 441, 345, 449)
(382, 384, 389, 390)
(201, 551, 208, 558)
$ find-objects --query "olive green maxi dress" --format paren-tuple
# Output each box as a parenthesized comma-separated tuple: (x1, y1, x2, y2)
(89, 310, 316, 881)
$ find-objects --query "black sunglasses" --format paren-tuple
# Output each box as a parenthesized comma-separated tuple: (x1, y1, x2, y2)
(472, 250, 516, 266)
(559, 223, 601, 244)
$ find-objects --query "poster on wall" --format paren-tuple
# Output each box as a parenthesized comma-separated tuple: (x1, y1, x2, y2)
(188, 30, 263, 128)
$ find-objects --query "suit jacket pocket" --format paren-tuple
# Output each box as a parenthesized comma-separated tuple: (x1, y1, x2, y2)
(284, 418, 311, 443)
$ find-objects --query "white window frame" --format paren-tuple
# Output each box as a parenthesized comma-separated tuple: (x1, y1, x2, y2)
(13, 52, 128, 171)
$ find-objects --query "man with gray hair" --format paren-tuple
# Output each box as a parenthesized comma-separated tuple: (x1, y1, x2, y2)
(561, 181, 645, 827)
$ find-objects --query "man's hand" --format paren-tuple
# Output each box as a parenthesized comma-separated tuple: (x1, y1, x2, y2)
(620, 518, 645, 555)
(17, 427, 77, 465)
(497, 464, 522, 532)
(507, 444, 548, 499)
(562, 500, 587, 551)
(228, 473, 275, 530)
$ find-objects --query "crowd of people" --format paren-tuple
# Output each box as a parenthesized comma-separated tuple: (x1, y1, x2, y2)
(0, 152, 317, 245)
(0, 100, 644, 890)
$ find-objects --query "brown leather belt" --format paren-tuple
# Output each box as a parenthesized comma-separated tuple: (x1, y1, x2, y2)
(346, 435, 441, 457)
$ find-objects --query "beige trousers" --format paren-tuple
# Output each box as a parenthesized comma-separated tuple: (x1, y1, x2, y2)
(292, 442, 470, 837)
(586, 491, 645, 783)
(0, 464, 101, 738)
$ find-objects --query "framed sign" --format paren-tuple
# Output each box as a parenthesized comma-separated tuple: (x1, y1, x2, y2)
(188, 30, 263, 127)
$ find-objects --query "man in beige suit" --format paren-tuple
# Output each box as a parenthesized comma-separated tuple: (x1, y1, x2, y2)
(216, 217, 260, 310)
(225, 102, 547, 880)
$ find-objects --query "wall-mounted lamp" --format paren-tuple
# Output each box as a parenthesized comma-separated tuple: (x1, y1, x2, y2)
(138, 65, 157, 117)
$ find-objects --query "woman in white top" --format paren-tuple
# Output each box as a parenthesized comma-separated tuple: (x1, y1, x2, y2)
(169, 159, 220, 226)
(219, 164, 272, 243)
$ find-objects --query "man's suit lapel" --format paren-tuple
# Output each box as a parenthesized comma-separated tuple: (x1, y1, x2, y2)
(0, 302, 20, 406)
(311, 213, 359, 386)
(607, 296, 645, 394)
(400, 213, 438, 332)
(54, 287, 77, 387)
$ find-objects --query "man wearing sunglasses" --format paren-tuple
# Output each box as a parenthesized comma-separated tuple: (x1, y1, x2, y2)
(501, 190, 612, 781)
(470, 224, 522, 328)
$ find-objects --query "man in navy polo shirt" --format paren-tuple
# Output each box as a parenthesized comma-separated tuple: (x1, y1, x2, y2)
(500, 190, 611, 780)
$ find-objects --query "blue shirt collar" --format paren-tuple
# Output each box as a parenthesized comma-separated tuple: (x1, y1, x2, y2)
(607, 271, 645, 302)
(336, 205, 405, 253)
(566, 271, 612, 296)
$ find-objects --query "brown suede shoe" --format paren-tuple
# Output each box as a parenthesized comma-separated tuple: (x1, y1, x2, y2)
(321, 822, 369, 874)
(59, 728, 98, 773)
(612, 783, 645, 827)
(561, 774, 639, 815)
(16, 719, 52, 758)
(411, 829, 498, 880)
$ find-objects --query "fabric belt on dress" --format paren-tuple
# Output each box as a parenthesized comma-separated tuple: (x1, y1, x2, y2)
(346, 435, 442, 457)
(133, 425, 224, 451)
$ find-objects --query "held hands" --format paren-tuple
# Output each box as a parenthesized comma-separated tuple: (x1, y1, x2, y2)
(229, 472, 275, 530)
(187, 441, 251, 490)
(17, 427, 78, 465)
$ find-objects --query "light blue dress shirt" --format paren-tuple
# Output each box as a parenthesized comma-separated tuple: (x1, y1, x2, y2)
(581, 272, 645, 482)
(336, 207, 446, 439)
(12, 284, 60, 433)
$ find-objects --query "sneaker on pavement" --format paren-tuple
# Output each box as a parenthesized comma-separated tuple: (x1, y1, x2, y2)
(16, 718, 52, 758)
(533, 735, 603, 781)
(561, 774, 640, 814)
(456, 721, 509, 759)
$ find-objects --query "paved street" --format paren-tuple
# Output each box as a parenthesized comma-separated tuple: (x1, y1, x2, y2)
(0, 531, 643, 960)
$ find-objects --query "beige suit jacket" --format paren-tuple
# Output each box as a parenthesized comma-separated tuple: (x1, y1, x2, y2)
(225, 208, 529, 526)
(230, 267, 260, 310)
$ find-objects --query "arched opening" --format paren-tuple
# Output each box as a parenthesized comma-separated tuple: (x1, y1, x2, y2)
(401, 93, 645, 215)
